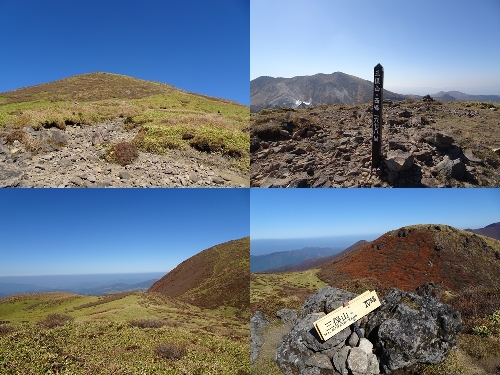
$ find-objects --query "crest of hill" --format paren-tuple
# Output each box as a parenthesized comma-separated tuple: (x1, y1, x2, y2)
(318, 224, 500, 293)
(465, 222, 500, 241)
(0, 72, 240, 105)
(148, 237, 249, 313)
(250, 72, 408, 113)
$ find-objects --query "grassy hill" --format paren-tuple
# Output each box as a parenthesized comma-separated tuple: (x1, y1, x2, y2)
(149, 237, 250, 317)
(0, 72, 250, 172)
(0, 291, 249, 374)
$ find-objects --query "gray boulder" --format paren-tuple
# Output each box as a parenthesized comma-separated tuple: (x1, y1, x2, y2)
(385, 150, 414, 172)
(47, 129, 69, 146)
(421, 131, 453, 149)
(364, 288, 462, 373)
(0, 162, 22, 187)
(276, 308, 298, 325)
(250, 311, 270, 364)
(300, 286, 357, 316)
(435, 156, 466, 180)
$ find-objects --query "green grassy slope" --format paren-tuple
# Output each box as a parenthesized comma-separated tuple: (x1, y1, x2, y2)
(0, 291, 249, 374)
(0, 72, 250, 172)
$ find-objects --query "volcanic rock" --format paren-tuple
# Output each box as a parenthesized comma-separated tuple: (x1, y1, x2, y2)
(364, 289, 461, 373)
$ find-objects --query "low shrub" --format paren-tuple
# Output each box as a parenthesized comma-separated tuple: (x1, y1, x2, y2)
(106, 142, 138, 166)
(129, 318, 165, 329)
(38, 313, 74, 328)
(154, 342, 187, 360)
(0, 324, 16, 335)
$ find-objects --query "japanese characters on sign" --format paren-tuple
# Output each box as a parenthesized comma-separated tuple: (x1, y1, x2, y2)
(372, 64, 384, 168)
(313, 290, 381, 342)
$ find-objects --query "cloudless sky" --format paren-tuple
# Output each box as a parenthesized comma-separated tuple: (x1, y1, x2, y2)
(251, 189, 500, 239)
(0, 0, 249, 105)
(251, 0, 500, 95)
(0, 189, 249, 277)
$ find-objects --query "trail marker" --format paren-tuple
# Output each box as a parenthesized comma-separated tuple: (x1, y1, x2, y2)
(313, 290, 381, 342)
(372, 64, 384, 168)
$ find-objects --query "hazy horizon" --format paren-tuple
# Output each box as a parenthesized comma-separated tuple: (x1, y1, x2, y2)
(0, 189, 249, 277)
(250, 234, 378, 256)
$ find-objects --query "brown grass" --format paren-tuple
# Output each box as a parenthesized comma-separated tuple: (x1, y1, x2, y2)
(38, 313, 74, 328)
(154, 342, 187, 360)
(129, 318, 166, 329)
(149, 237, 250, 315)
(105, 142, 138, 166)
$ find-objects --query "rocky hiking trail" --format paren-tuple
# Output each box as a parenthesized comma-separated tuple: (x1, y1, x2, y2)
(250, 100, 500, 187)
(0, 119, 248, 188)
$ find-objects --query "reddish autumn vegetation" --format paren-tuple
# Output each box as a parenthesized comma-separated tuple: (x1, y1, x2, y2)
(148, 237, 249, 316)
(318, 225, 500, 293)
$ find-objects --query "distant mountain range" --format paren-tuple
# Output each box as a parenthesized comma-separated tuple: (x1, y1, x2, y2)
(149, 237, 249, 313)
(250, 246, 343, 273)
(465, 222, 500, 240)
(252, 222, 500, 275)
(265, 240, 368, 273)
(250, 72, 500, 112)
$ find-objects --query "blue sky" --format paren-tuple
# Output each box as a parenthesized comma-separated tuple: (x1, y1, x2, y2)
(251, 0, 500, 95)
(0, 189, 249, 277)
(0, 0, 249, 105)
(251, 189, 500, 240)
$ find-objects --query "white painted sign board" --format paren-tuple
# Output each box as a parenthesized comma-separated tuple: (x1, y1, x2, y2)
(313, 290, 381, 341)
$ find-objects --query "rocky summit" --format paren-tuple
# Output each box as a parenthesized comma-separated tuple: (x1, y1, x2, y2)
(264, 286, 461, 375)
(250, 99, 500, 187)
(0, 120, 248, 188)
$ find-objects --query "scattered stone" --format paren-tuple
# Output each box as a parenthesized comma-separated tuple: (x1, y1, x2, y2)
(118, 171, 131, 180)
(1, 119, 248, 187)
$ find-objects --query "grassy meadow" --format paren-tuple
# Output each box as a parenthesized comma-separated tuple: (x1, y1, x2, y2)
(0, 291, 249, 374)
(0, 72, 250, 173)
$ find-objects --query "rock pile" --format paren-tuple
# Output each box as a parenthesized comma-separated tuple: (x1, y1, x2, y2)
(267, 286, 461, 374)
(0, 120, 248, 187)
(250, 101, 500, 187)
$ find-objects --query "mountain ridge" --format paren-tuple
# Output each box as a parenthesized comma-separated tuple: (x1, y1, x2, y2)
(0, 71, 243, 106)
(251, 72, 500, 113)
(465, 222, 500, 240)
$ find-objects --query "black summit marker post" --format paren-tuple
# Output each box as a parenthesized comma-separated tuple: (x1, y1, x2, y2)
(372, 64, 383, 168)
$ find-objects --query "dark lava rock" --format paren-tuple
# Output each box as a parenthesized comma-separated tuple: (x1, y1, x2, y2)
(364, 288, 462, 373)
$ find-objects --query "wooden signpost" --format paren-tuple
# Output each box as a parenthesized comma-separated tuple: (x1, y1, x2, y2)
(372, 63, 384, 168)
(313, 290, 381, 342)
